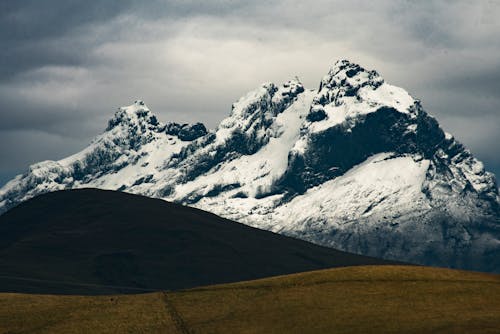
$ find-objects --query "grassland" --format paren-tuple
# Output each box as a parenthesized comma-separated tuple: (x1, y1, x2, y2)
(1, 265, 500, 333)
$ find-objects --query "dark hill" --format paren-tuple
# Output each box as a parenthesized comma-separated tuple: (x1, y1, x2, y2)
(0, 189, 395, 294)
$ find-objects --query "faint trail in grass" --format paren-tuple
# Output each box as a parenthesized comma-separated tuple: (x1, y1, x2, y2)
(161, 291, 192, 334)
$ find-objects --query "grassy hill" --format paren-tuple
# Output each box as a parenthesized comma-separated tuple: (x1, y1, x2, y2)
(0, 189, 393, 294)
(1, 265, 499, 333)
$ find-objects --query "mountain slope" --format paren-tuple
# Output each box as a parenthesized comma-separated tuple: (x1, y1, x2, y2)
(1, 59, 499, 272)
(0, 188, 392, 294)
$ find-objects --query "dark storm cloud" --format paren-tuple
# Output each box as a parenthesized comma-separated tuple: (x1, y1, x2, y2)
(0, 0, 134, 78)
(0, 0, 251, 79)
(0, 0, 499, 181)
(0, 1, 132, 41)
(0, 0, 253, 127)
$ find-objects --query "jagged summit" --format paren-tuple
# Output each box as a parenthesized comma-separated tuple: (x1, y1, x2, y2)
(223, 79, 305, 126)
(320, 59, 383, 90)
(127, 99, 149, 111)
(310, 60, 415, 130)
(105, 99, 208, 142)
(1, 59, 499, 272)
(106, 100, 160, 131)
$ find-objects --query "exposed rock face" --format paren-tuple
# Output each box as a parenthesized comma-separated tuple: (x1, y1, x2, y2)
(1, 60, 499, 272)
(165, 122, 207, 141)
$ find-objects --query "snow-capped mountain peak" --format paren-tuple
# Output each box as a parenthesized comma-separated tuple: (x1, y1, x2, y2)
(308, 60, 416, 135)
(1, 59, 499, 272)
(106, 99, 160, 131)
(320, 59, 384, 91)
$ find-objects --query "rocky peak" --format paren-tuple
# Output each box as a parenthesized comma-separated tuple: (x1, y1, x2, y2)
(106, 100, 160, 132)
(222, 80, 305, 128)
(224, 80, 304, 136)
(272, 79, 305, 113)
(305, 60, 417, 131)
(315, 60, 384, 107)
(321, 59, 382, 90)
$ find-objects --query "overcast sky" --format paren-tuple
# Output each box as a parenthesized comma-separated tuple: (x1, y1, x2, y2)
(1, 0, 499, 186)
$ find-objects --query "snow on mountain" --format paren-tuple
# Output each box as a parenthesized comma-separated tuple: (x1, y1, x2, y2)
(1, 60, 499, 272)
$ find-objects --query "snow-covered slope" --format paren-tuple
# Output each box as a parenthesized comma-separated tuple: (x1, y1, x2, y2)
(1, 60, 499, 272)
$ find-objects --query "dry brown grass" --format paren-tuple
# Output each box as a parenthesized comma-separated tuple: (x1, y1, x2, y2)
(0, 292, 176, 333)
(1, 265, 500, 334)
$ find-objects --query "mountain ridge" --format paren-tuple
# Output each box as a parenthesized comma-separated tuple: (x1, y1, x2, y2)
(1, 59, 499, 272)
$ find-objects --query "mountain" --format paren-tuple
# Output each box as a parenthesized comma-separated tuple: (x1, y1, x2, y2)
(0, 188, 392, 294)
(1, 59, 499, 272)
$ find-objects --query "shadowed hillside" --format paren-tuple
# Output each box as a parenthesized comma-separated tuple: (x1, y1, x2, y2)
(0, 189, 393, 294)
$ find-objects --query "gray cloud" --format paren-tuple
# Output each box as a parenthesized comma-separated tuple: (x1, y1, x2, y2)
(1, 0, 499, 182)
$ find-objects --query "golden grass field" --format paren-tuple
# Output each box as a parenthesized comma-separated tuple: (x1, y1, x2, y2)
(1, 265, 500, 334)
